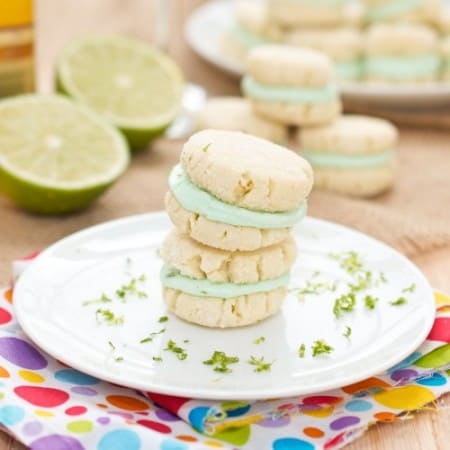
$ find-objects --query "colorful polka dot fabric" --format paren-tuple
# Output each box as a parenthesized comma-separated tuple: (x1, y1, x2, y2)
(0, 260, 448, 450)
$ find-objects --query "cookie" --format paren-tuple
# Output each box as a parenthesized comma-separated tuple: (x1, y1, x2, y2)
(222, 0, 282, 62)
(162, 287, 286, 328)
(286, 28, 363, 81)
(364, 23, 439, 82)
(363, 0, 441, 24)
(242, 45, 341, 126)
(297, 115, 398, 197)
(181, 129, 313, 212)
(161, 228, 297, 284)
(267, 0, 347, 27)
(195, 97, 288, 143)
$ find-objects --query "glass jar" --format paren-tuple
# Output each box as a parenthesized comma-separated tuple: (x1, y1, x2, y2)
(0, 0, 34, 97)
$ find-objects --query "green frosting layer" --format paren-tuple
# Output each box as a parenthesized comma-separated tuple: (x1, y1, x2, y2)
(367, 0, 423, 21)
(301, 150, 395, 169)
(169, 164, 306, 229)
(161, 265, 290, 298)
(242, 76, 339, 104)
(229, 26, 266, 49)
(335, 61, 364, 81)
(366, 55, 440, 79)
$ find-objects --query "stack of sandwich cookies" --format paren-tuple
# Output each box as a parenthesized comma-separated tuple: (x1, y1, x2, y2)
(365, 23, 439, 82)
(195, 97, 288, 144)
(286, 28, 363, 81)
(242, 45, 341, 126)
(363, 0, 441, 24)
(160, 230, 297, 328)
(297, 115, 397, 197)
(267, 0, 347, 27)
(162, 129, 313, 328)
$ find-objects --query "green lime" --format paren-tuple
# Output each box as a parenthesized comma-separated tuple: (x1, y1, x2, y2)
(56, 35, 184, 150)
(0, 95, 129, 214)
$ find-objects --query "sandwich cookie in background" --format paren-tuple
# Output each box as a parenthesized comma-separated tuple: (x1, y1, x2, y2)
(364, 23, 440, 83)
(297, 115, 398, 198)
(160, 229, 296, 327)
(286, 28, 364, 81)
(222, 0, 283, 63)
(165, 129, 313, 251)
(362, 0, 442, 24)
(242, 45, 341, 126)
(266, 0, 348, 27)
(440, 36, 450, 81)
(195, 96, 288, 144)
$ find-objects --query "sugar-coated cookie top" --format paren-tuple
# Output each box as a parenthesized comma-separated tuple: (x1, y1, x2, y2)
(161, 228, 296, 284)
(299, 115, 398, 155)
(246, 45, 334, 87)
(286, 28, 362, 61)
(195, 97, 287, 143)
(181, 129, 313, 213)
(365, 24, 438, 56)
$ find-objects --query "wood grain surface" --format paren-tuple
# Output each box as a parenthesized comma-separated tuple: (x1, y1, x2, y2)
(0, 1, 449, 449)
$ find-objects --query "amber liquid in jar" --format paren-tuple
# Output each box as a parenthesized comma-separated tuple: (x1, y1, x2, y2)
(0, 0, 34, 97)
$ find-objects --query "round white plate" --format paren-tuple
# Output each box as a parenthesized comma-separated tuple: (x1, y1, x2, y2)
(185, 0, 450, 107)
(14, 212, 435, 400)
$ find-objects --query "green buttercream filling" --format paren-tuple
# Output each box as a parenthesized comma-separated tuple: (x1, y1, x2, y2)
(335, 61, 364, 80)
(242, 76, 339, 104)
(366, 55, 440, 79)
(229, 26, 266, 49)
(301, 150, 395, 169)
(161, 265, 290, 298)
(169, 164, 306, 229)
(367, 0, 423, 21)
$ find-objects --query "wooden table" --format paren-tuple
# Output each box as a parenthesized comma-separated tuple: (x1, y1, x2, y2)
(0, 1, 449, 448)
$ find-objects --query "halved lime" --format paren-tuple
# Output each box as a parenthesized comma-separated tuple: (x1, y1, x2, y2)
(56, 35, 184, 150)
(0, 95, 129, 214)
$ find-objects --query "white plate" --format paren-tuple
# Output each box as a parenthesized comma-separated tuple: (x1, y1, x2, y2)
(14, 212, 435, 400)
(185, 0, 450, 107)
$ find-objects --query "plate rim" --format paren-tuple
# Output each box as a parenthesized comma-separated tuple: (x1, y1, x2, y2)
(13, 211, 436, 400)
(184, 0, 450, 105)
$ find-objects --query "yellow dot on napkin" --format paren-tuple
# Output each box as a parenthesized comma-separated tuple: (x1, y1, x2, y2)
(374, 385, 435, 410)
(35, 410, 54, 417)
(19, 370, 44, 383)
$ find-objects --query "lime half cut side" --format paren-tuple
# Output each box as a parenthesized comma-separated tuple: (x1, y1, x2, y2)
(56, 35, 184, 150)
(0, 95, 129, 214)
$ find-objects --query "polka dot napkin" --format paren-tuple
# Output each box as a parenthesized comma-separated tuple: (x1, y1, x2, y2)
(0, 259, 448, 450)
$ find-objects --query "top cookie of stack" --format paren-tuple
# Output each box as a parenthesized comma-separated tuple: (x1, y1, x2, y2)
(166, 129, 313, 251)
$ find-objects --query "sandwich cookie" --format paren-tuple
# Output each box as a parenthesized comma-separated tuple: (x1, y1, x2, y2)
(267, 0, 347, 28)
(242, 45, 341, 126)
(365, 23, 439, 83)
(297, 115, 398, 197)
(166, 129, 313, 251)
(195, 97, 288, 143)
(286, 28, 363, 81)
(222, 0, 282, 62)
(363, 0, 441, 24)
(160, 230, 297, 327)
